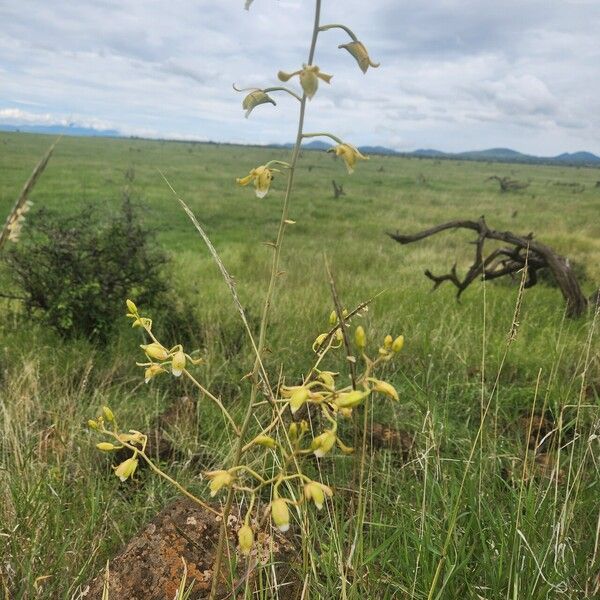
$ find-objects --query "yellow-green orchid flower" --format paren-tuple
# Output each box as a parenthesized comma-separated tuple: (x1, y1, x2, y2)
(329, 143, 368, 174)
(205, 470, 234, 497)
(339, 41, 380, 73)
(236, 165, 275, 198)
(278, 64, 332, 100)
(113, 455, 139, 482)
(303, 481, 333, 510)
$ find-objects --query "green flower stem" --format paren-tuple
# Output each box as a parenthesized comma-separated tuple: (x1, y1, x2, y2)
(103, 432, 220, 516)
(302, 132, 344, 144)
(262, 86, 303, 102)
(232, 84, 301, 103)
(229, 464, 266, 483)
(264, 159, 291, 169)
(241, 405, 287, 451)
(137, 319, 240, 435)
(182, 369, 240, 436)
(318, 23, 359, 42)
(208, 2, 323, 598)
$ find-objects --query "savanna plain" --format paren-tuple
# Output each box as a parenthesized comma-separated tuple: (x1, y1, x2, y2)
(1, 131, 599, 598)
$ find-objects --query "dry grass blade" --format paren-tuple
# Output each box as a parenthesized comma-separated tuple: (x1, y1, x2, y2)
(174, 558, 188, 600)
(101, 560, 110, 600)
(159, 170, 274, 400)
(324, 254, 357, 389)
(0, 136, 60, 251)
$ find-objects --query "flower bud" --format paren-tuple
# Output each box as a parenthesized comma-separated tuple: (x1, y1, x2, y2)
(252, 435, 278, 449)
(206, 470, 234, 497)
(392, 335, 404, 353)
(312, 332, 328, 352)
(171, 350, 186, 377)
(354, 325, 366, 350)
(102, 406, 115, 422)
(242, 89, 276, 118)
(126, 299, 138, 315)
(96, 442, 119, 451)
(371, 379, 399, 401)
(88, 419, 99, 430)
(335, 390, 369, 408)
(270, 498, 290, 532)
(141, 343, 169, 361)
(238, 524, 254, 555)
(113, 456, 138, 482)
(288, 422, 299, 441)
(338, 40, 380, 73)
(329, 310, 338, 326)
(384, 334, 393, 349)
(289, 387, 309, 415)
(337, 438, 355, 454)
(311, 429, 337, 458)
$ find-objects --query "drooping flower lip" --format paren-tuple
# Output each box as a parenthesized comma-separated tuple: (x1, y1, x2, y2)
(242, 89, 276, 118)
(338, 40, 380, 73)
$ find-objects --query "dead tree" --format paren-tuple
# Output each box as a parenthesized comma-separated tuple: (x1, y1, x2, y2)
(332, 179, 345, 198)
(488, 175, 530, 193)
(387, 216, 590, 317)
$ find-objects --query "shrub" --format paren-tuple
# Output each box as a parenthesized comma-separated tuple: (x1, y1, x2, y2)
(4, 196, 169, 341)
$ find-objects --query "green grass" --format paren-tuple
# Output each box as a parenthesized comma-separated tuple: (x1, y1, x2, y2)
(1, 131, 599, 599)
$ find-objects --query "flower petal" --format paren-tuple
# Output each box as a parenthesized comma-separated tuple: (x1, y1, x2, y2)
(277, 70, 300, 82)
(236, 172, 255, 186)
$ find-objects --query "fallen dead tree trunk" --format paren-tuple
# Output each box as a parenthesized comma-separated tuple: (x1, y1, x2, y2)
(387, 216, 590, 318)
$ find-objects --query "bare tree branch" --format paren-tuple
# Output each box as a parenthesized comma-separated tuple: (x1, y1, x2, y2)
(387, 215, 590, 317)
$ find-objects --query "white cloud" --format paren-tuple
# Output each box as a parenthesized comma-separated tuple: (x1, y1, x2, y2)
(0, 0, 598, 154)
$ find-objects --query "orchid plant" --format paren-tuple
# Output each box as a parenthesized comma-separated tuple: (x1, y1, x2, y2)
(89, 2, 402, 597)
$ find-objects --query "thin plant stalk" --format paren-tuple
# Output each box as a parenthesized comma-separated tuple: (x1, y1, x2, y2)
(207, 2, 323, 597)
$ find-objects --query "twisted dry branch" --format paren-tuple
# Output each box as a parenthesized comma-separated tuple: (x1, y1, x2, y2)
(387, 215, 591, 318)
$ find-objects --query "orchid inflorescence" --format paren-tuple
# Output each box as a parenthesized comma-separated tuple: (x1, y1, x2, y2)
(233, 15, 379, 197)
(89, 300, 404, 556)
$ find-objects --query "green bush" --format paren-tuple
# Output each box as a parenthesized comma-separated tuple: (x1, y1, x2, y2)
(4, 197, 169, 341)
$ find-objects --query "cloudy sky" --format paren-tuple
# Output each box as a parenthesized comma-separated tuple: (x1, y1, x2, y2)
(1, 0, 598, 154)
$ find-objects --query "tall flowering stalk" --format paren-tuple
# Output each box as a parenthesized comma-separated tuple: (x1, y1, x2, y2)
(89, 2, 399, 596)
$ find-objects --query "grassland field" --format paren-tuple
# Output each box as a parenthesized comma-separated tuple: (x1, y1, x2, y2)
(0, 131, 599, 598)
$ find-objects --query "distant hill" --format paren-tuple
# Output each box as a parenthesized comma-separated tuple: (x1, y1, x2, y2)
(456, 147, 527, 160)
(358, 145, 397, 155)
(0, 124, 120, 137)
(2, 124, 598, 166)
(302, 140, 332, 151)
(554, 151, 600, 164)
(281, 141, 600, 166)
(410, 146, 600, 166)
